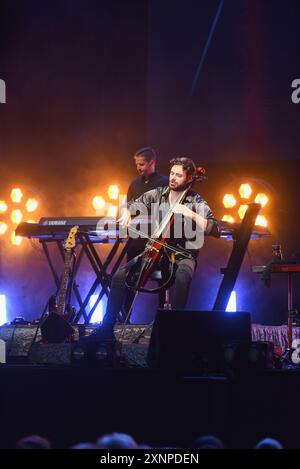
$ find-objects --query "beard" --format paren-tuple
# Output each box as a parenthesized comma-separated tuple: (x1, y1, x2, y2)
(169, 180, 188, 192)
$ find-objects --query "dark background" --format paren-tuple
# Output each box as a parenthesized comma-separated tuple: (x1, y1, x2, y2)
(0, 0, 299, 324)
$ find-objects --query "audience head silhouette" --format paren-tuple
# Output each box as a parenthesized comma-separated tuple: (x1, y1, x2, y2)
(71, 442, 100, 449)
(255, 438, 283, 449)
(191, 435, 225, 449)
(97, 432, 138, 449)
(16, 435, 51, 449)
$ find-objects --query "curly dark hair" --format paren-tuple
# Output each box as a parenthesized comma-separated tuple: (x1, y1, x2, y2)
(170, 157, 196, 176)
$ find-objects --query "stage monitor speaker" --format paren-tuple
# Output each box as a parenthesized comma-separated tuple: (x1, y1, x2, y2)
(147, 310, 251, 370)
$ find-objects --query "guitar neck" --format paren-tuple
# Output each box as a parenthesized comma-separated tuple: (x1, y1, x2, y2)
(57, 249, 73, 316)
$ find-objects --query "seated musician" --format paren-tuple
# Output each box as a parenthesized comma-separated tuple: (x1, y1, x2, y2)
(85, 157, 219, 344)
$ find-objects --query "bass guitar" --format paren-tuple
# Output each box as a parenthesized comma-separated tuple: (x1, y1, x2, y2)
(41, 225, 78, 343)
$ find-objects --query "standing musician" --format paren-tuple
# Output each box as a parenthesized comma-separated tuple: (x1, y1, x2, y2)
(86, 157, 219, 344)
(122, 147, 169, 317)
(126, 146, 169, 261)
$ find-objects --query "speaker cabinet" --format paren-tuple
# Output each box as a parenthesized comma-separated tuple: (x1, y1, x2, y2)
(147, 310, 251, 370)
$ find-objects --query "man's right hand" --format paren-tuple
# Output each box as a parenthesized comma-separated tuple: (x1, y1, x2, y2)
(117, 208, 132, 227)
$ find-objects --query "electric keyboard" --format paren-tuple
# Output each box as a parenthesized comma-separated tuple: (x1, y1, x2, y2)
(16, 217, 271, 241)
(219, 220, 270, 239)
(16, 216, 151, 241)
(253, 264, 300, 274)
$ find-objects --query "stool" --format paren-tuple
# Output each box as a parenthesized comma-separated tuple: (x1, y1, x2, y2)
(150, 269, 171, 310)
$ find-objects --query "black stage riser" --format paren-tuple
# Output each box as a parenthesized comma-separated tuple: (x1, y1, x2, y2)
(0, 366, 300, 448)
(0, 367, 228, 449)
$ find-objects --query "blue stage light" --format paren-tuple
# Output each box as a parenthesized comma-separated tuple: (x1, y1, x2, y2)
(0, 295, 7, 325)
(89, 294, 105, 323)
(226, 291, 237, 313)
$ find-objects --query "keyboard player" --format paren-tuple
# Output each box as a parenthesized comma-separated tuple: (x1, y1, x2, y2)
(126, 147, 168, 261)
(121, 148, 168, 317)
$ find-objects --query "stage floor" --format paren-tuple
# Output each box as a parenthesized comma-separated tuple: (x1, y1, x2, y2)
(1, 322, 299, 366)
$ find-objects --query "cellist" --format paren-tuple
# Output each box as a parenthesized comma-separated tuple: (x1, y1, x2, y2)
(86, 157, 219, 344)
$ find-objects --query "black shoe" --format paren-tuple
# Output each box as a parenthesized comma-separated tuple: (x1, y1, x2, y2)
(72, 326, 119, 366)
(78, 326, 115, 347)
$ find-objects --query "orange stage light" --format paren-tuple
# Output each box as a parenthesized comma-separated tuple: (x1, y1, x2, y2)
(222, 179, 271, 233)
(0, 200, 8, 213)
(10, 188, 23, 203)
(11, 231, 23, 246)
(238, 205, 248, 220)
(238, 184, 252, 199)
(107, 205, 118, 217)
(108, 185, 119, 200)
(223, 194, 236, 208)
(222, 215, 235, 223)
(26, 198, 38, 212)
(255, 215, 268, 227)
(92, 196, 106, 211)
(11, 209, 23, 224)
(0, 222, 8, 235)
(254, 193, 269, 207)
(0, 187, 41, 246)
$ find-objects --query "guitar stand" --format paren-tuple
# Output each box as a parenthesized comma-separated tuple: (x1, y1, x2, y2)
(26, 295, 53, 358)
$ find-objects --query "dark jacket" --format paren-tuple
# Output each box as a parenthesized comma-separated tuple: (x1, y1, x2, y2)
(127, 186, 219, 259)
(127, 172, 169, 202)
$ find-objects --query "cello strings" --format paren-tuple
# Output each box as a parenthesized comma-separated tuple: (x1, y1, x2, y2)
(126, 225, 191, 258)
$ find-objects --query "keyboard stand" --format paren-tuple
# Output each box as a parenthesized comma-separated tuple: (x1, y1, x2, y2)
(213, 203, 261, 311)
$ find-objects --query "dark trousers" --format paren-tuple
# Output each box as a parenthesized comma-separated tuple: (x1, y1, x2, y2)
(122, 239, 147, 318)
(123, 239, 168, 314)
(102, 255, 196, 333)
